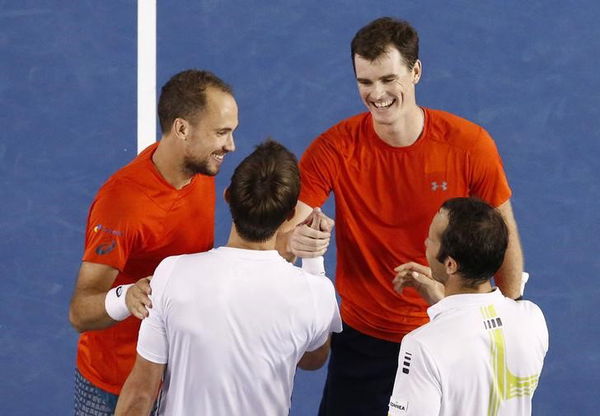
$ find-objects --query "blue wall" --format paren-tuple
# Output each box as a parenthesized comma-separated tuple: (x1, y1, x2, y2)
(1, 1, 598, 414)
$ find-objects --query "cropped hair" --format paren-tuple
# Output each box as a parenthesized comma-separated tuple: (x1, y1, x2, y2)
(351, 17, 419, 71)
(157, 69, 233, 133)
(436, 198, 508, 287)
(228, 139, 300, 242)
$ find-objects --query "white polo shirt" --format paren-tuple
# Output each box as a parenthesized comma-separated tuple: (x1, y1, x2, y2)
(137, 247, 342, 416)
(389, 288, 548, 416)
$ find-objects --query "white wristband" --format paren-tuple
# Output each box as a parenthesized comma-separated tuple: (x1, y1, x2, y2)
(105, 284, 134, 321)
(302, 256, 325, 276)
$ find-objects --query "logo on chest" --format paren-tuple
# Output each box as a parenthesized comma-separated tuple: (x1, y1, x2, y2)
(431, 181, 448, 191)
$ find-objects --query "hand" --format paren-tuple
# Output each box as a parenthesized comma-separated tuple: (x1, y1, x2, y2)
(393, 262, 444, 305)
(288, 208, 334, 258)
(126, 276, 153, 319)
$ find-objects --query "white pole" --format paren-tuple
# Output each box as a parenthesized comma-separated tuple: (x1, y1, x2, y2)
(137, 0, 157, 154)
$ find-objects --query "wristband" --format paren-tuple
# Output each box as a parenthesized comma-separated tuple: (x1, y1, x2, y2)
(105, 284, 134, 321)
(302, 256, 325, 276)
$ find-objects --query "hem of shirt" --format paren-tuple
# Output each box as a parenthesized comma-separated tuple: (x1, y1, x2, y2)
(342, 312, 429, 343)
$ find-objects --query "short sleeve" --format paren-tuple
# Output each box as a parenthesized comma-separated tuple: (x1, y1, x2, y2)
(81, 182, 137, 271)
(299, 133, 342, 208)
(468, 128, 512, 207)
(388, 334, 441, 415)
(136, 256, 179, 364)
(306, 275, 342, 352)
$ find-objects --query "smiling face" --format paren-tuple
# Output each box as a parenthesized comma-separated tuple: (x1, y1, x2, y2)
(182, 87, 238, 177)
(354, 46, 420, 127)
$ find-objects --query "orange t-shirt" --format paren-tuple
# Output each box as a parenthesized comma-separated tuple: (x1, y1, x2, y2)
(299, 108, 511, 342)
(77, 142, 215, 394)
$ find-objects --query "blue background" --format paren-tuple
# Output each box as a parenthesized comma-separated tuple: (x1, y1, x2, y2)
(1, 1, 599, 414)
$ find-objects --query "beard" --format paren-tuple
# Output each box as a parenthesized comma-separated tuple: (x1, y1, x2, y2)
(183, 155, 218, 177)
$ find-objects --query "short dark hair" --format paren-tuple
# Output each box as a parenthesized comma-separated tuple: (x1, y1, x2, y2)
(228, 139, 300, 242)
(436, 198, 508, 286)
(351, 17, 419, 71)
(157, 69, 233, 133)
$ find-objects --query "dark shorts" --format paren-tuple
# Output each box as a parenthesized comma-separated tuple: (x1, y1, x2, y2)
(318, 322, 402, 416)
(74, 369, 118, 416)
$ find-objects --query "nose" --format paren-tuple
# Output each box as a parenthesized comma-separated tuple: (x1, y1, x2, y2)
(370, 82, 385, 99)
(224, 133, 235, 153)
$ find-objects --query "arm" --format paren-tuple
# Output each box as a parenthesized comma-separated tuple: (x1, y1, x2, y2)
(276, 201, 334, 262)
(298, 336, 331, 370)
(388, 336, 441, 415)
(115, 354, 164, 416)
(494, 200, 523, 299)
(68, 261, 153, 332)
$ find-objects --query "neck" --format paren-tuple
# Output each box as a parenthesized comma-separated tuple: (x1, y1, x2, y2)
(373, 105, 424, 147)
(152, 135, 193, 189)
(226, 225, 277, 251)
(444, 274, 493, 297)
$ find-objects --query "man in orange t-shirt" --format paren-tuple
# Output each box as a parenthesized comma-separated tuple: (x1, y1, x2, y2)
(279, 18, 525, 416)
(68, 70, 239, 415)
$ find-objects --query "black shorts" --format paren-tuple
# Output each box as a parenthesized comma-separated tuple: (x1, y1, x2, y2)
(318, 322, 402, 416)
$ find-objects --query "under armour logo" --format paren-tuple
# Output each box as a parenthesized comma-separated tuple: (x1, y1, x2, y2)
(431, 181, 448, 191)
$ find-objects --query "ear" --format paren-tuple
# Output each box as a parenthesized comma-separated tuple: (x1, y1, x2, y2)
(223, 187, 230, 203)
(444, 256, 458, 275)
(172, 118, 189, 141)
(412, 59, 422, 84)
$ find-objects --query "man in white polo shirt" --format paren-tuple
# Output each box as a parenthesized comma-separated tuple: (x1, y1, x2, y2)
(389, 197, 548, 415)
(115, 140, 342, 415)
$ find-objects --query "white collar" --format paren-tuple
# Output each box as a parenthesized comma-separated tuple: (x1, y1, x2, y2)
(427, 288, 505, 320)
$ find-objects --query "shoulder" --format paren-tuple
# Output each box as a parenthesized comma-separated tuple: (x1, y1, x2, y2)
(312, 112, 370, 149)
(425, 108, 494, 150)
(152, 251, 214, 288)
(512, 298, 547, 325)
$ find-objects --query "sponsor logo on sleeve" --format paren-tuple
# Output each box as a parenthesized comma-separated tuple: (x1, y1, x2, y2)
(388, 399, 409, 415)
(95, 240, 116, 255)
(93, 224, 123, 236)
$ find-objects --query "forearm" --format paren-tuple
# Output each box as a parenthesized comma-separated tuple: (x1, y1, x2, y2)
(494, 201, 524, 299)
(115, 355, 164, 415)
(114, 387, 156, 416)
(495, 230, 523, 299)
(69, 291, 116, 332)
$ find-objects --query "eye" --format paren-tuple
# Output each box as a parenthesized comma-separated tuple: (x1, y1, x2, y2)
(357, 79, 372, 86)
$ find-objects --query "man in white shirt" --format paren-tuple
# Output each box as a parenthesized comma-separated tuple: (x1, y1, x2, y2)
(389, 198, 548, 416)
(115, 140, 342, 415)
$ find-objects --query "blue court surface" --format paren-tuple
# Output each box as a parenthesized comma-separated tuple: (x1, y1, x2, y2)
(1, 1, 599, 414)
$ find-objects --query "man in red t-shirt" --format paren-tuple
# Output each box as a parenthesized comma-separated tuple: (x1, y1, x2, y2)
(279, 17, 525, 416)
(68, 70, 239, 415)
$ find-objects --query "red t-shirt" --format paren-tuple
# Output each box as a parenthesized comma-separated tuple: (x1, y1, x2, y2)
(77, 143, 215, 394)
(299, 108, 511, 342)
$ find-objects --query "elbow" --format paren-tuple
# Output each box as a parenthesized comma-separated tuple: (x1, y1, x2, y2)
(68, 305, 88, 333)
